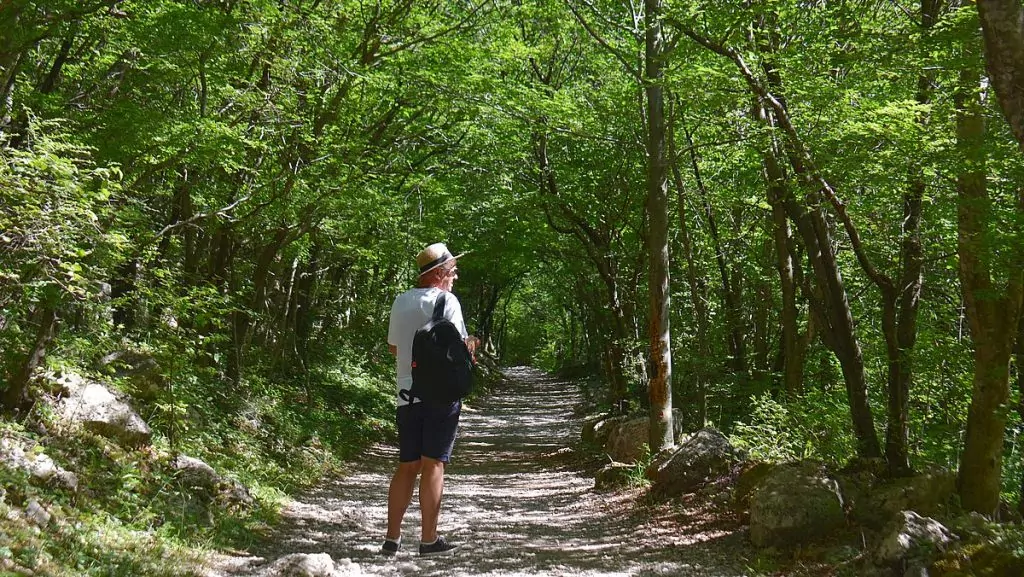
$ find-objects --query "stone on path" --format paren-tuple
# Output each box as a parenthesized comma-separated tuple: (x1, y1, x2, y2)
(594, 461, 635, 491)
(259, 553, 360, 577)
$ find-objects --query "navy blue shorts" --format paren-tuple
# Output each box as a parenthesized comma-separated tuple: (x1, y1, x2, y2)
(396, 400, 461, 463)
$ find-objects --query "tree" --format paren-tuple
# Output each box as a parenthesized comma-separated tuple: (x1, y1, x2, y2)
(954, 7, 1024, 513)
(643, 0, 674, 452)
(976, 0, 1024, 152)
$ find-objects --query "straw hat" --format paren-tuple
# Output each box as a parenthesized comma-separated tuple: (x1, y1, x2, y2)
(416, 243, 468, 276)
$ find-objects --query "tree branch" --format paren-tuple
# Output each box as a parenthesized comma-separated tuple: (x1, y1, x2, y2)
(564, 0, 643, 83)
(670, 19, 894, 293)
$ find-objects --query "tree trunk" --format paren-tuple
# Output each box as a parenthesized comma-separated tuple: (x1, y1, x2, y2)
(883, 2, 937, 475)
(671, 158, 711, 426)
(0, 48, 24, 135)
(955, 63, 1024, 514)
(1016, 315, 1024, 517)
(959, 338, 1017, 514)
(111, 260, 141, 331)
(644, 0, 673, 453)
(747, 68, 879, 455)
(477, 285, 502, 352)
(293, 245, 320, 368)
(38, 27, 76, 94)
(682, 125, 746, 375)
(3, 306, 57, 411)
(778, 189, 881, 458)
(757, 97, 804, 398)
(976, 0, 1024, 152)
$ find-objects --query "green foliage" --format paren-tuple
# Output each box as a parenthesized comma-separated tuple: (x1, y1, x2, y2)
(935, 517, 1024, 576)
(0, 119, 124, 376)
(730, 391, 855, 466)
(1, 0, 1023, 571)
(626, 444, 654, 489)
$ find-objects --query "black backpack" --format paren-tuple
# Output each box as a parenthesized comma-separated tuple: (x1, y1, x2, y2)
(404, 293, 474, 403)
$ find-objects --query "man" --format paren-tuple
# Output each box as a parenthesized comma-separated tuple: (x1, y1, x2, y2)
(382, 242, 479, 557)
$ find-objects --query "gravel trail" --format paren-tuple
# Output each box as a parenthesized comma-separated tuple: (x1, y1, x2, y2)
(203, 367, 755, 576)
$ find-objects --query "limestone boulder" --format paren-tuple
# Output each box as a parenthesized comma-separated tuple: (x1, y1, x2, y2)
(172, 455, 221, 493)
(583, 415, 626, 447)
(171, 454, 253, 508)
(837, 462, 956, 530)
(594, 462, 634, 492)
(96, 350, 165, 400)
(604, 410, 684, 464)
(873, 511, 955, 569)
(869, 468, 956, 530)
(24, 499, 51, 527)
(732, 461, 777, 522)
(749, 461, 846, 548)
(646, 428, 738, 497)
(52, 372, 152, 446)
(0, 437, 78, 491)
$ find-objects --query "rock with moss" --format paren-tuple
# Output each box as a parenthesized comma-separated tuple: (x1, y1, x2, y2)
(646, 428, 738, 498)
(749, 461, 846, 548)
(733, 461, 777, 523)
(872, 510, 955, 571)
(839, 462, 956, 530)
(96, 350, 165, 401)
(0, 438, 78, 491)
(594, 462, 635, 492)
(604, 410, 684, 464)
(51, 372, 152, 447)
(929, 513, 1024, 576)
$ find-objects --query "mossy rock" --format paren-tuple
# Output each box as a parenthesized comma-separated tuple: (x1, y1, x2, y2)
(594, 462, 635, 492)
(749, 461, 846, 548)
(733, 461, 777, 521)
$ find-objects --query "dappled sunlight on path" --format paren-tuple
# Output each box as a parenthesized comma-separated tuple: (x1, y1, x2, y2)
(204, 367, 752, 576)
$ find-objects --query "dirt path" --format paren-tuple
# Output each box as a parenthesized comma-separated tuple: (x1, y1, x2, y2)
(203, 367, 756, 576)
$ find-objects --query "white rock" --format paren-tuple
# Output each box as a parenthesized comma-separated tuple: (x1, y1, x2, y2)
(52, 372, 152, 446)
(259, 553, 358, 577)
(874, 510, 955, 566)
(0, 438, 78, 491)
(25, 499, 51, 527)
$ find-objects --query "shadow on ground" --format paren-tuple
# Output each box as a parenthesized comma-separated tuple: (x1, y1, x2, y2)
(203, 367, 756, 577)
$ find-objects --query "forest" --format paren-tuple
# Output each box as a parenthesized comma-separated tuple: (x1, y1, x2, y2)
(1, 0, 1022, 574)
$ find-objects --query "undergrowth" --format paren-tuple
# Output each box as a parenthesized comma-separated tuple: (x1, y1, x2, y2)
(0, 342, 395, 575)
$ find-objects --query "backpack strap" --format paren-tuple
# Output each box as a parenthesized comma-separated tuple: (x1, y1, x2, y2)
(432, 292, 447, 322)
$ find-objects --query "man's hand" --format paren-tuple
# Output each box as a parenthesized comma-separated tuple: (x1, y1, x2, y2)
(465, 336, 480, 353)
(388, 344, 397, 356)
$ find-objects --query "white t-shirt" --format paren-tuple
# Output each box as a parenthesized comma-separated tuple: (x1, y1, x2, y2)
(387, 287, 469, 406)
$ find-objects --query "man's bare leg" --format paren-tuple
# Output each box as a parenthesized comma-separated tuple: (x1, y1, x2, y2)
(386, 460, 421, 540)
(419, 457, 445, 543)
